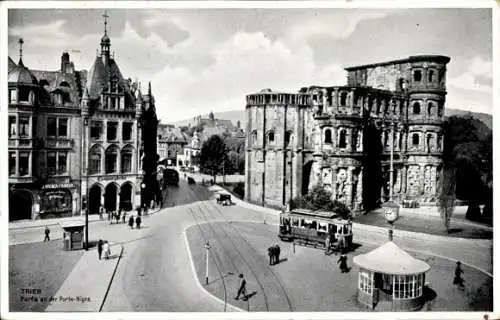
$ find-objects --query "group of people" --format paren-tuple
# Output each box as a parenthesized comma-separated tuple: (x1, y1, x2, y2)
(267, 245, 281, 265)
(97, 239, 112, 260)
(128, 215, 142, 229)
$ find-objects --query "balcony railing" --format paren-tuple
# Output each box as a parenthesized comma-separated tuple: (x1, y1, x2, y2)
(43, 138, 74, 149)
(8, 138, 33, 148)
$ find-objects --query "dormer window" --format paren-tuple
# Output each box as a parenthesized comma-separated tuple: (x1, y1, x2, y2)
(53, 93, 63, 105)
(19, 88, 30, 103)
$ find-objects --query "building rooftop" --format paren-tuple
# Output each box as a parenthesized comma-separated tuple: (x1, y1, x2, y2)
(344, 55, 451, 71)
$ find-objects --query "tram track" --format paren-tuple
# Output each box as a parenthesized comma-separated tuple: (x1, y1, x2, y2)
(197, 199, 293, 312)
(182, 182, 293, 312)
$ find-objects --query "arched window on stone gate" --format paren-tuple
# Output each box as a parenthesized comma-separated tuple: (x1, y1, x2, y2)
(121, 145, 133, 173)
(412, 133, 420, 147)
(339, 129, 347, 149)
(324, 128, 332, 144)
(427, 102, 434, 118)
(105, 145, 119, 174)
(413, 102, 421, 115)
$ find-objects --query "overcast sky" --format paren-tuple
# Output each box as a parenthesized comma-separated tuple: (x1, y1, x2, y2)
(8, 8, 492, 122)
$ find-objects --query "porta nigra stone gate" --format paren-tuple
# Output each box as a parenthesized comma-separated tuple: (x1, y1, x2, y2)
(244, 55, 450, 212)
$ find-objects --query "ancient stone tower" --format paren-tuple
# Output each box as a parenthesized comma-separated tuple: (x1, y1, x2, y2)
(244, 55, 450, 212)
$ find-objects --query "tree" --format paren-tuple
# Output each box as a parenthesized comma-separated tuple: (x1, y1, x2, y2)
(290, 184, 352, 219)
(439, 166, 456, 233)
(199, 135, 227, 183)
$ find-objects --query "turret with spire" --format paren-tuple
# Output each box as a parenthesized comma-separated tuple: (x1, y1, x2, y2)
(100, 11, 111, 66)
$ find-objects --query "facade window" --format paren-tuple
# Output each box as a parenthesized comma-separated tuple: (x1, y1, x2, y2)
(58, 152, 67, 174)
(19, 88, 30, 102)
(47, 117, 57, 137)
(285, 131, 292, 147)
(58, 118, 68, 137)
(47, 152, 57, 175)
(111, 80, 118, 93)
(90, 121, 102, 140)
(427, 102, 433, 117)
(340, 92, 348, 106)
(413, 102, 421, 115)
(107, 122, 118, 141)
(428, 70, 435, 82)
(122, 122, 133, 141)
(9, 153, 16, 176)
(324, 129, 332, 144)
(110, 97, 116, 109)
(9, 116, 16, 137)
(19, 116, 29, 137)
(121, 148, 133, 173)
(393, 274, 423, 299)
(251, 131, 258, 147)
(339, 130, 347, 149)
(19, 153, 30, 176)
(89, 147, 101, 175)
(413, 70, 422, 82)
(268, 131, 275, 144)
(10, 89, 17, 103)
(53, 93, 63, 105)
(105, 147, 118, 173)
(412, 133, 420, 146)
(359, 269, 373, 294)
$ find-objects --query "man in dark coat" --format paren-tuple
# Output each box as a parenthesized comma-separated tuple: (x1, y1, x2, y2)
(268, 246, 274, 265)
(337, 255, 349, 273)
(128, 216, 134, 229)
(453, 261, 465, 287)
(97, 239, 104, 260)
(234, 274, 247, 300)
(136, 215, 142, 229)
(275, 245, 281, 264)
(44, 226, 50, 242)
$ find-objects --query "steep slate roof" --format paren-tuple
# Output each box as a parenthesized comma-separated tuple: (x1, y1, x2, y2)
(8, 57, 17, 72)
(30, 68, 86, 106)
(353, 241, 430, 275)
(85, 56, 135, 106)
(8, 59, 38, 85)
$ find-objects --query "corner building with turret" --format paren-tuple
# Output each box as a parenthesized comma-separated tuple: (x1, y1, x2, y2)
(245, 55, 450, 213)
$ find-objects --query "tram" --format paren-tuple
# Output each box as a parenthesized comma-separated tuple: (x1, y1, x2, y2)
(279, 208, 353, 252)
(163, 168, 180, 186)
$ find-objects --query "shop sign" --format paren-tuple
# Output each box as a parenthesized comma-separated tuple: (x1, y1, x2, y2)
(42, 183, 75, 190)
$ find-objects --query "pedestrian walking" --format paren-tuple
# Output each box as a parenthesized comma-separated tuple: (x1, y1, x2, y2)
(108, 209, 111, 221)
(268, 246, 274, 265)
(325, 235, 331, 255)
(128, 215, 134, 229)
(97, 239, 103, 260)
(337, 235, 345, 255)
(44, 226, 50, 242)
(122, 211, 127, 224)
(234, 274, 247, 300)
(275, 245, 281, 264)
(453, 261, 465, 288)
(103, 241, 110, 260)
(337, 255, 349, 273)
(99, 205, 104, 220)
(116, 211, 121, 224)
(136, 215, 142, 229)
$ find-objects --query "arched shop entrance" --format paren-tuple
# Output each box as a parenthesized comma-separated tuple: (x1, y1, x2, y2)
(89, 184, 102, 215)
(105, 183, 118, 212)
(120, 183, 133, 211)
(9, 189, 33, 221)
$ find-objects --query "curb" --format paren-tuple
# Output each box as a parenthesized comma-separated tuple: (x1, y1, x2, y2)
(183, 226, 245, 313)
(9, 218, 102, 231)
(99, 244, 125, 312)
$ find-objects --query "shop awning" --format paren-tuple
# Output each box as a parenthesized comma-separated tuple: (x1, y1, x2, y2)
(353, 241, 430, 275)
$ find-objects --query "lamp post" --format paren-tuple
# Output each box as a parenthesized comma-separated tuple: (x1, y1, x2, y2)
(205, 241, 211, 285)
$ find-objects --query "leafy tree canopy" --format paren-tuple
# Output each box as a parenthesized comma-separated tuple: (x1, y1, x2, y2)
(199, 135, 227, 178)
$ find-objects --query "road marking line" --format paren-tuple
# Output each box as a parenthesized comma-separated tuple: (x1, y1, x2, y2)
(183, 226, 245, 312)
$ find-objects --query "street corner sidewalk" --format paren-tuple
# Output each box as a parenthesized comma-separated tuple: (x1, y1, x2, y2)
(45, 244, 124, 312)
(9, 215, 102, 230)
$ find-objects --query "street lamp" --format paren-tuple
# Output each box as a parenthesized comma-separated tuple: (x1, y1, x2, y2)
(205, 241, 211, 285)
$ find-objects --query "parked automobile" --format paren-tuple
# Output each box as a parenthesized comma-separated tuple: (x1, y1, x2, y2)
(187, 177, 196, 184)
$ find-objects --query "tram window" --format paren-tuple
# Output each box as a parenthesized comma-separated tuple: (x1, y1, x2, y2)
(292, 219, 299, 227)
(300, 219, 305, 228)
(318, 222, 327, 232)
(310, 221, 317, 230)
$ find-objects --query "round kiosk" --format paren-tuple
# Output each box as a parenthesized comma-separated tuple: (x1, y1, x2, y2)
(353, 241, 430, 311)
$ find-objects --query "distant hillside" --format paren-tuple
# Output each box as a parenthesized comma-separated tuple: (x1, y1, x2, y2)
(167, 110, 247, 128)
(445, 108, 492, 130)
(165, 108, 492, 130)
